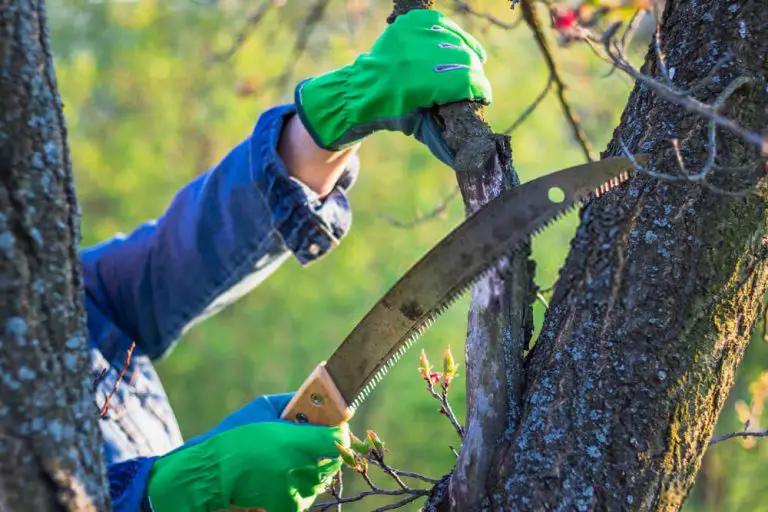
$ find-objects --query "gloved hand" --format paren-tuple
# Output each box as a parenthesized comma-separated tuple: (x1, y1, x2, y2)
(146, 394, 347, 512)
(295, 9, 491, 167)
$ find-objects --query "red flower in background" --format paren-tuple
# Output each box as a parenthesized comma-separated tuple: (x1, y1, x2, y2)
(552, 6, 579, 31)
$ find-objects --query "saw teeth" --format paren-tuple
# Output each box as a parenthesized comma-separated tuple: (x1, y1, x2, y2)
(347, 186, 616, 409)
(590, 170, 632, 199)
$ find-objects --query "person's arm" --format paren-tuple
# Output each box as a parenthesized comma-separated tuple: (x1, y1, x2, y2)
(280, 113, 361, 197)
(83, 105, 359, 360)
(102, 8, 492, 511)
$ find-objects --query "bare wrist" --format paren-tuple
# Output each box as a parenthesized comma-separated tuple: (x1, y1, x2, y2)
(278, 114, 360, 198)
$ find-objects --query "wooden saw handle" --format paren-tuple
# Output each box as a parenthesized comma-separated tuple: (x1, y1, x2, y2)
(280, 362, 353, 427)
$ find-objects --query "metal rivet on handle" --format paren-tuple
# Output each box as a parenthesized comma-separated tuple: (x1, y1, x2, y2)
(296, 413, 309, 424)
(311, 393, 325, 407)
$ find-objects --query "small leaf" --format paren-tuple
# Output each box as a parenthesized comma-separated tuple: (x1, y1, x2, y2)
(335, 441, 356, 467)
(443, 347, 459, 382)
(367, 430, 384, 453)
(418, 350, 431, 378)
(349, 432, 370, 456)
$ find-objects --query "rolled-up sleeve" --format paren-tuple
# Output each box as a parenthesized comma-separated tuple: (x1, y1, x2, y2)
(253, 104, 357, 263)
(82, 104, 357, 361)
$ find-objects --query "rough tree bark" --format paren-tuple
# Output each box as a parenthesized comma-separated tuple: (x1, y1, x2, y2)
(389, 1, 536, 510)
(415, 0, 767, 510)
(0, 0, 110, 510)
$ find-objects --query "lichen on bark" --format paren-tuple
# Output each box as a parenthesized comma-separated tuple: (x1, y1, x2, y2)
(488, 0, 768, 509)
(0, 0, 110, 509)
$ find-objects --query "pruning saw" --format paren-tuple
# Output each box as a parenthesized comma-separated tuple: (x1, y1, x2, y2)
(281, 156, 645, 427)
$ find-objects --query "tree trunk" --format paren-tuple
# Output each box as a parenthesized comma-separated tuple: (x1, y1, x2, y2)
(483, 0, 768, 509)
(402, 0, 768, 510)
(0, 0, 110, 510)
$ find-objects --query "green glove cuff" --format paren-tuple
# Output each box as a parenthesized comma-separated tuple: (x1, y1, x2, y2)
(295, 9, 491, 155)
(294, 65, 359, 151)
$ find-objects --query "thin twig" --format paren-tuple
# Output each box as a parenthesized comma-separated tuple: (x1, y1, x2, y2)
(361, 470, 378, 491)
(378, 188, 459, 229)
(710, 429, 768, 445)
(330, 471, 343, 512)
(539, 282, 555, 295)
(602, 32, 767, 154)
(653, 18, 672, 84)
(371, 495, 424, 511)
(92, 367, 107, 393)
(425, 379, 465, 438)
(370, 462, 440, 485)
(98, 341, 136, 417)
(370, 453, 409, 490)
(620, 9, 645, 52)
(521, 0, 597, 161)
(206, 0, 271, 65)
(275, 0, 332, 91)
(602, 8, 647, 79)
(505, 74, 554, 134)
(312, 488, 429, 511)
(618, 137, 755, 197)
(449, 0, 522, 30)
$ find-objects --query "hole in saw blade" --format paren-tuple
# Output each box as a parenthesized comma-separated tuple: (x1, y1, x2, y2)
(548, 186, 566, 204)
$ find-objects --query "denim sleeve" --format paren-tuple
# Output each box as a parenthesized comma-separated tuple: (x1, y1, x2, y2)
(108, 457, 157, 512)
(82, 104, 358, 360)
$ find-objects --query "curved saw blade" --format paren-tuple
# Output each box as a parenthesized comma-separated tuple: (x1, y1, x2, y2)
(326, 156, 643, 410)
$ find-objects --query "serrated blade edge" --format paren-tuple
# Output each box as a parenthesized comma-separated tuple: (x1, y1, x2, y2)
(325, 157, 642, 411)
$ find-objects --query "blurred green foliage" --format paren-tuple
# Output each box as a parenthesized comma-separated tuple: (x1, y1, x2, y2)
(48, 0, 767, 510)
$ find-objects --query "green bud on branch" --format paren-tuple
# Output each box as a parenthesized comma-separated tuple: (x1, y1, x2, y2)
(350, 432, 371, 456)
(335, 441, 357, 468)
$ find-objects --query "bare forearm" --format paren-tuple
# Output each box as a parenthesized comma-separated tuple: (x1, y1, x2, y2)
(278, 114, 360, 198)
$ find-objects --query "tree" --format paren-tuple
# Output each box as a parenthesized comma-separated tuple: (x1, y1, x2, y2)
(0, 0, 109, 509)
(417, 0, 768, 509)
(3, 0, 766, 510)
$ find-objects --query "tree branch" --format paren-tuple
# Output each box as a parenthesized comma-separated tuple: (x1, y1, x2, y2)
(312, 488, 429, 511)
(377, 188, 459, 229)
(520, 0, 597, 162)
(96, 341, 136, 418)
(206, 0, 271, 65)
(369, 462, 440, 485)
(709, 429, 768, 445)
(275, 0, 332, 90)
(389, 2, 534, 510)
(596, 19, 768, 155)
(505, 74, 554, 134)
(424, 379, 465, 439)
(449, 0, 522, 30)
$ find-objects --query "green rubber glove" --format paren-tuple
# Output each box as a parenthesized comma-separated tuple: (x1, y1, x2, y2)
(295, 9, 491, 167)
(146, 394, 347, 512)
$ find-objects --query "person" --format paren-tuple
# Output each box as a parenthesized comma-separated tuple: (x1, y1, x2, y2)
(96, 10, 491, 511)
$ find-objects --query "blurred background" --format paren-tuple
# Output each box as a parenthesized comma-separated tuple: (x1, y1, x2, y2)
(47, 0, 767, 509)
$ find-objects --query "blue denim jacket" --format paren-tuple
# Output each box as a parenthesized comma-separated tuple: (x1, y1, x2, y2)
(84, 104, 357, 511)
